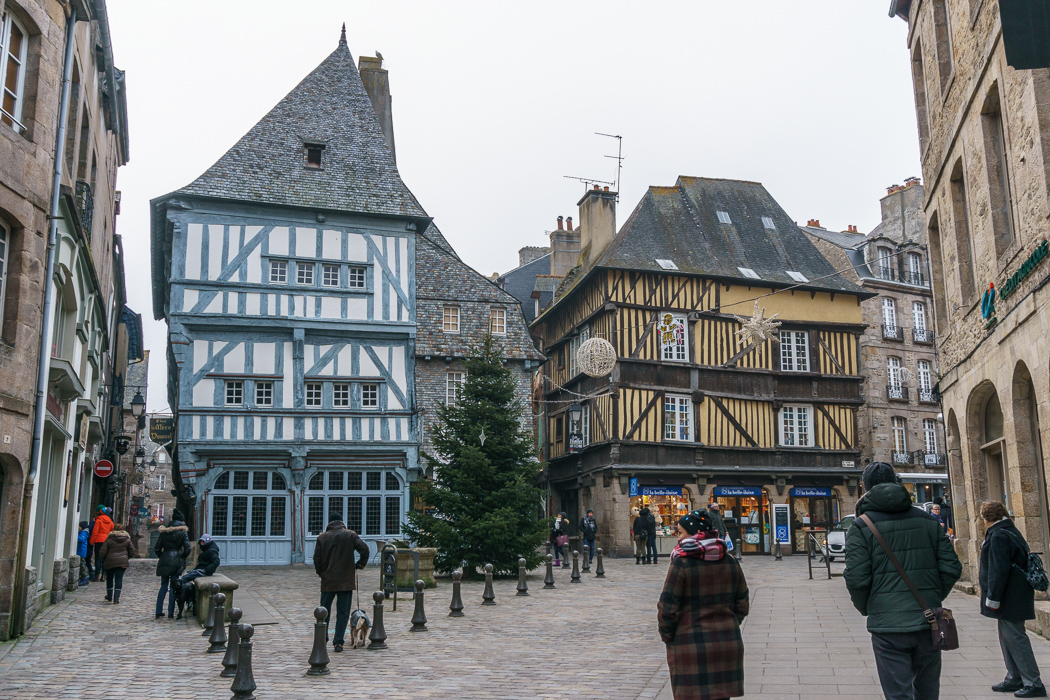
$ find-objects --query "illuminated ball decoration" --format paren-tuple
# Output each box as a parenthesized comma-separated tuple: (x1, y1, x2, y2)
(577, 337, 617, 378)
(735, 302, 781, 347)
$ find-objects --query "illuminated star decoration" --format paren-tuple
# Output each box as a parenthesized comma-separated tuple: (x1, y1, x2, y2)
(735, 302, 782, 347)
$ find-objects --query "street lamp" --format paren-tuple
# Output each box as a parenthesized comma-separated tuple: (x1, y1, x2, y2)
(134, 446, 145, 469)
(148, 457, 157, 474)
(568, 403, 583, 429)
(130, 391, 146, 418)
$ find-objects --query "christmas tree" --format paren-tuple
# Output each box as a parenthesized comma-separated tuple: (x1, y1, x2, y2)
(405, 334, 548, 576)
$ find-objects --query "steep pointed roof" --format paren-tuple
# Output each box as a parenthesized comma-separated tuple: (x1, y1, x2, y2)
(175, 30, 426, 219)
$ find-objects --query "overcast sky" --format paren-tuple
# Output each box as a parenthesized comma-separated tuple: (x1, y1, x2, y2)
(106, 0, 917, 411)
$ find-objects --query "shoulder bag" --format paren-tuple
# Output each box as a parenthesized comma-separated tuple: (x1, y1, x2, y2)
(858, 514, 959, 651)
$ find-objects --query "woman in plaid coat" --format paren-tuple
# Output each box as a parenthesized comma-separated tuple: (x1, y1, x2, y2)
(658, 510, 750, 700)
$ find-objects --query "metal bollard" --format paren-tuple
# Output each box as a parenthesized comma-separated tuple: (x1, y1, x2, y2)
(230, 623, 257, 700)
(220, 607, 242, 678)
(595, 548, 605, 578)
(516, 558, 529, 596)
(208, 593, 228, 653)
(368, 591, 388, 650)
(582, 544, 591, 572)
(203, 582, 220, 636)
(410, 580, 428, 631)
(734, 538, 743, 562)
(562, 548, 570, 569)
(482, 563, 496, 605)
(570, 551, 581, 583)
(543, 553, 556, 589)
(306, 606, 331, 676)
(774, 540, 783, 561)
(449, 570, 465, 617)
(546, 541, 552, 557)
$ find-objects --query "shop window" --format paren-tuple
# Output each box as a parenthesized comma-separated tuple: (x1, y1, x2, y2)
(306, 470, 402, 536)
(663, 395, 692, 441)
(305, 382, 322, 407)
(225, 380, 243, 406)
(209, 469, 289, 540)
(490, 307, 506, 335)
(779, 331, 809, 372)
(659, 314, 688, 362)
(0, 12, 27, 133)
(779, 405, 812, 446)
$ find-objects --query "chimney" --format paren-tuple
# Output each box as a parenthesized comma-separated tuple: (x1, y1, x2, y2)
(557, 216, 564, 230)
(578, 187, 617, 267)
(844, 224, 858, 233)
(807, 219, 821, 228)
(550, 217, 581, 278)
(358, 54, 396, 163)
(566, 216, 573, 231)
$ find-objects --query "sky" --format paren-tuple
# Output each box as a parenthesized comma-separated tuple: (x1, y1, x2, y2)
(105, 0, 918, 411)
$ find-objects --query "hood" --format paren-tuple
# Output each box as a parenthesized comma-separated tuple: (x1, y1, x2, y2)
(325, 520, 346, 533)
(159, 524, 188, 534)
(200, 540, 220, 552)
(107, 530, 130, 541)
(856, 482, 914, 515)
(96, 513, 113, 524)
(986, 518, 1018, 539)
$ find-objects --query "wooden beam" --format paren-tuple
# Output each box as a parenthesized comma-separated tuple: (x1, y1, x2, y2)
(816, 404, 851, 448)
(594, 401, 610, 441)
(721, 341, 757, 368)
(709, 395, 758, 447)
(816, 335, 846, 375)
(624, 391, 663, 441)
(630, 312, 659, 359)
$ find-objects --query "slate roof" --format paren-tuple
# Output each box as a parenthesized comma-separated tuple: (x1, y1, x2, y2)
(801, 225, 877, 282)
(496, 253, 552, 324)
(172, 35, 425, 219)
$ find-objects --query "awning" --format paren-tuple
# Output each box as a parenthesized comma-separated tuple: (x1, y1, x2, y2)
(898, 472, 948, 483)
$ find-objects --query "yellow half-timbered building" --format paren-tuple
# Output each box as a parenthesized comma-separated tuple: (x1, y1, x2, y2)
(532, 177, 873, 557)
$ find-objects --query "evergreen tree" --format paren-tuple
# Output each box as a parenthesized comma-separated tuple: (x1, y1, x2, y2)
(404, 334, 548, 576)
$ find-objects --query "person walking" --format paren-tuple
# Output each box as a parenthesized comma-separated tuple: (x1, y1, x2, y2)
(658, 509, 750, 700)
(844, 462, 962, 700)
(89, 505, 114, 582)
(633, 508, 650, 565)
(77, 521, 90, 586)
(980, 500, 1046, 698)
(154, 510, 190, 619)
(313, 513, 369, 653)
(931, 504, 949, 537)
(646, 507, 659, 564)
(98, 527, 135, 604)
(707, 503, 728, 539)
(550, 512, 568, 566)
(579, 509, 598, 563)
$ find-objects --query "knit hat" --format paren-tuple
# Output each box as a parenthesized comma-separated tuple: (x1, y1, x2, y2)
(862, 461, 900, 490)
(328, 512, 343, 523)
(96, 504, 106, 511)
(678, 510, 715, 536)
(199, 534, 213, 545)
(171, 508, 185, 522)
(79, 520, 89, 529)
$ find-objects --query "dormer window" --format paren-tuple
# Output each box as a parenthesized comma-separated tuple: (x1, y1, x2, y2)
(305, 143, 325, 169)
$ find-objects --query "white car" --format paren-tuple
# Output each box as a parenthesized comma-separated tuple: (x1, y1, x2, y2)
(825, 514, 855, 561)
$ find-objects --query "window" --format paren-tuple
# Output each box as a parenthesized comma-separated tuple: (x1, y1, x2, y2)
(762, 217, 776, 230)
(348, 266, 366, 289)
(446, 372, 464, 405)
(983, 89, 1015, 256)
(210, 470, 289, 542)
(924, 418, 939, 455)
(738, 267, 760, 280)
(663, 395, 692, 441)
(581, 404, 591, 447)
(882, 298, 898, 332)
(779, 331, 809, 372)
(655, 259, 678, 270)
(659, 314, 687, 362)
(322, 264, 340, 287)
(361, 383, 378, 409)
(932, 0, 953, 89)
(876, 247, 895, 280)
(443, 306, 460, 332)
(716, 211, 732, 224)
(907, 253, 926, 286)
(0, 12, 27, 132)
(892, 416, 908, 455)
(270, 260, 288, 284)
(786, 271, 808, 283)
(297, 262, 314, 285)
(911, 42, 931, 148)
(780, 405, 812, 447)
(225, 380, 243, 406)
(0, 220, 8, 322)
(255, 381, 273, 406)
(305, 382, 322, 407)
(305, 470, 403, 537)
(569, 327, 591, 376)
(152, 503, 164, 520)
(490, 307, 506, 335)
(912, 302, 930, 342)
(554, 415, 563, 443)
(305, 143, 324, 169)
(918, 360, 934, 402)
(333, 383, 350, 408)
(950, 163, 976, 299)
(887, 357, 905, 401)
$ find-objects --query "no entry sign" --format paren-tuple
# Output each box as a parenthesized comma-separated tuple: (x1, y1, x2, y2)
(94, 459, 114, 478)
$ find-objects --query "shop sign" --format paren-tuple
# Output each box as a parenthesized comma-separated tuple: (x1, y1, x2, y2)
(77, 412, 90, 450)
(629, 478, 638, 497)
(568, 433, 583, 454)
(639, 486, 682, 496)
(981, 282, 997, 329)
(1001, 240, 1048, 301)
(842, 460, 855, 469)
(149, 416, 175, 445)
(772, 503, 791, 544)
(712, 486, 762, 497)
(791, 487, 832, 497)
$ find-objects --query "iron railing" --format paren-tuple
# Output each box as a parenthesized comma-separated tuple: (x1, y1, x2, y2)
(906, 271, 928, 286)
(913, 328, 935, 344)
(888, 385, 909, 401)
(883, 324, 904, 340)
(914, 451, 947, 466)
(918, 387, 939, 403)
(892, 451, 913, 465)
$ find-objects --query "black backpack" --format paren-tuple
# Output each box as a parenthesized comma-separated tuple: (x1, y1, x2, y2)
(1007, 531, 1050, 592)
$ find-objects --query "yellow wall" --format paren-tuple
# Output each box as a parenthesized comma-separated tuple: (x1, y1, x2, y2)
(718, 285, 862, 324)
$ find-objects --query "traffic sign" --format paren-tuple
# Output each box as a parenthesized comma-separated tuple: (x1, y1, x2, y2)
(94, 459, 114, 478)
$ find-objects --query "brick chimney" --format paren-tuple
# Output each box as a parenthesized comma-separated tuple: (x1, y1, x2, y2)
(556, 216, 564, 230)
(578, 188, 618, 266)
(807, 219, 822, 228)
(550, 214, 581, 278)
(566, 216, 573, 231)
(358, 54, 396, 163)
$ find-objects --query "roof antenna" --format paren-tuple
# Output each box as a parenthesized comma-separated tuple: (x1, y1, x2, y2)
(339, 23, 347, 46)
(596, 132, 623, 202)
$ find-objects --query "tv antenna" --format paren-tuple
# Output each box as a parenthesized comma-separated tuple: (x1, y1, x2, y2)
(596, 132, 623, 201)
(562, 175, 615, 190)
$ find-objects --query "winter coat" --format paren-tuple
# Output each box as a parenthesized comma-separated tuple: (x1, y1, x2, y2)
(979, 519, 1035, 622)
(658, 544, 750, 699)
(708, 510, 728, 538)
(579, 516, 597, 539)
(844, 482, 961, 633)
(550, 518, 566, 544)
(646, 512, 658, 541)
(313, 521, 369, 593)
(197, 541, 221, 576)
(154, 523, 191, 577)
(77, 530, 89, 559)
(99, 531, 135, 570)
(633, 516, 649, 540)
(90, 513, 114, 545)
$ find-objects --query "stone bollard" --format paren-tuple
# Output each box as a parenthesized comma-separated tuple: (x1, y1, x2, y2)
(595, 548, 606, 578)
(582, 544, 591, 572)
(203, 582, 220, 636)
(368, 591, 388, 650)
(208, 593, 228, 653)
(306, 606, 331, 676)
(230, 623, 257, 700)
(516, 558, 529, 596)
(449, 570, 465, 617)
(543, 553, 556, 589)
(220, 608, 242, 678)
(410, 580, 428, 631)
(570, 551, 582, 583)
(482, 563, 496, 605)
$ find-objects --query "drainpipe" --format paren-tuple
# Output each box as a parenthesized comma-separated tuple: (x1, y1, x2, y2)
(12, 4, 78, 639)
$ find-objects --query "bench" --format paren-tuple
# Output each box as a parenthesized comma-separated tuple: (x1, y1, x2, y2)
(192, 574, 239, 626)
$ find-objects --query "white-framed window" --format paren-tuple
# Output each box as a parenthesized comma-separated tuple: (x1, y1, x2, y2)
(882, 298, 897, 330)
(717, 211, 732, 224)
(663, 395, 692, 441)
(306, 470, 402, 537)
(581, 403, 591, 446)
(333, 383, 350, 408)
(211, 470, 289, 540)
(877, 246, 894, 279)
(443, 306, 460, 332)
(348, 266, 366, 289)
(297, 262, 314, 285)
(270, 260, 288, 284)
(888, 357, 902, 390)
(156, 474, 166, 490)
(779, 404, 812, 447)
(305, 382, 322, 407)
(660, 314, 688, 362)
(0, 219, 9, 322)
(907, 252, 925, 284)
(924, 418, 939, 454)
(490, 307, 506, 335)
(0, 12, 28, 132)
(361, 383, 378, 409)
(918, 360, 934, 401)
(762, 216, 776, 230)
(569, 327, 591, 377)
(779, 331, 809, 372)
(912, 301, 930, 342)
(255, 381, 273, 407)
(892, 416, 908, 453)
(446, 372, 465, 405)
(322, 264, 340, 287)
(225, 380, 243, 406)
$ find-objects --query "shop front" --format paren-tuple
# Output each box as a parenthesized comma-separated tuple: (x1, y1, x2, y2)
(898, 472, 948, 506)
(629, 479, 693, 555)
(713, 486, 770, 555)
(788, 487, 838, 554)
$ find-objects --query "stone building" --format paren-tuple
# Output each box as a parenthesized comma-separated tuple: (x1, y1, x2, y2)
(803, 179, 947, 504)
(893, 0, 1050, 584)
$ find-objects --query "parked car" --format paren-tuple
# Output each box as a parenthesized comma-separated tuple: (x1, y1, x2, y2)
(825, 514, 855, 561)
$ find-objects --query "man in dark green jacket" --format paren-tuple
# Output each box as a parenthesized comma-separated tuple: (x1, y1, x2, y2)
(845, 462, 962, 700)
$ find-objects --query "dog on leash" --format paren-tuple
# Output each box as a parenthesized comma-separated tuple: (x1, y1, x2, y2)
(349, 608, 371, 648)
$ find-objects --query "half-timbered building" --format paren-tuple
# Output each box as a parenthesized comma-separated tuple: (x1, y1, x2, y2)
(533, 177, 872, 556)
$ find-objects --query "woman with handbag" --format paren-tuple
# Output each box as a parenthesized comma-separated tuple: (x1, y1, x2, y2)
(550, 512, 568, 567)
(980, 500, 1046, 698)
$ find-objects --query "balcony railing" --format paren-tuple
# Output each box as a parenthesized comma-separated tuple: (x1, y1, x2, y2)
(892, 451, 912, 465)
(888, 385, 910, 402)
(918, 387, 939, 403)
(877, 267, 899, 282)
(75, 180, 94, 234)
(882, 324, 904, 340)
(915, 450, 947, 466)
(906, 271, 928, 287)
(913, 328, 935, 344)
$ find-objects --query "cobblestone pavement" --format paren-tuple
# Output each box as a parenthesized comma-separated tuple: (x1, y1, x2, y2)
(0, 554, 1048, 699)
